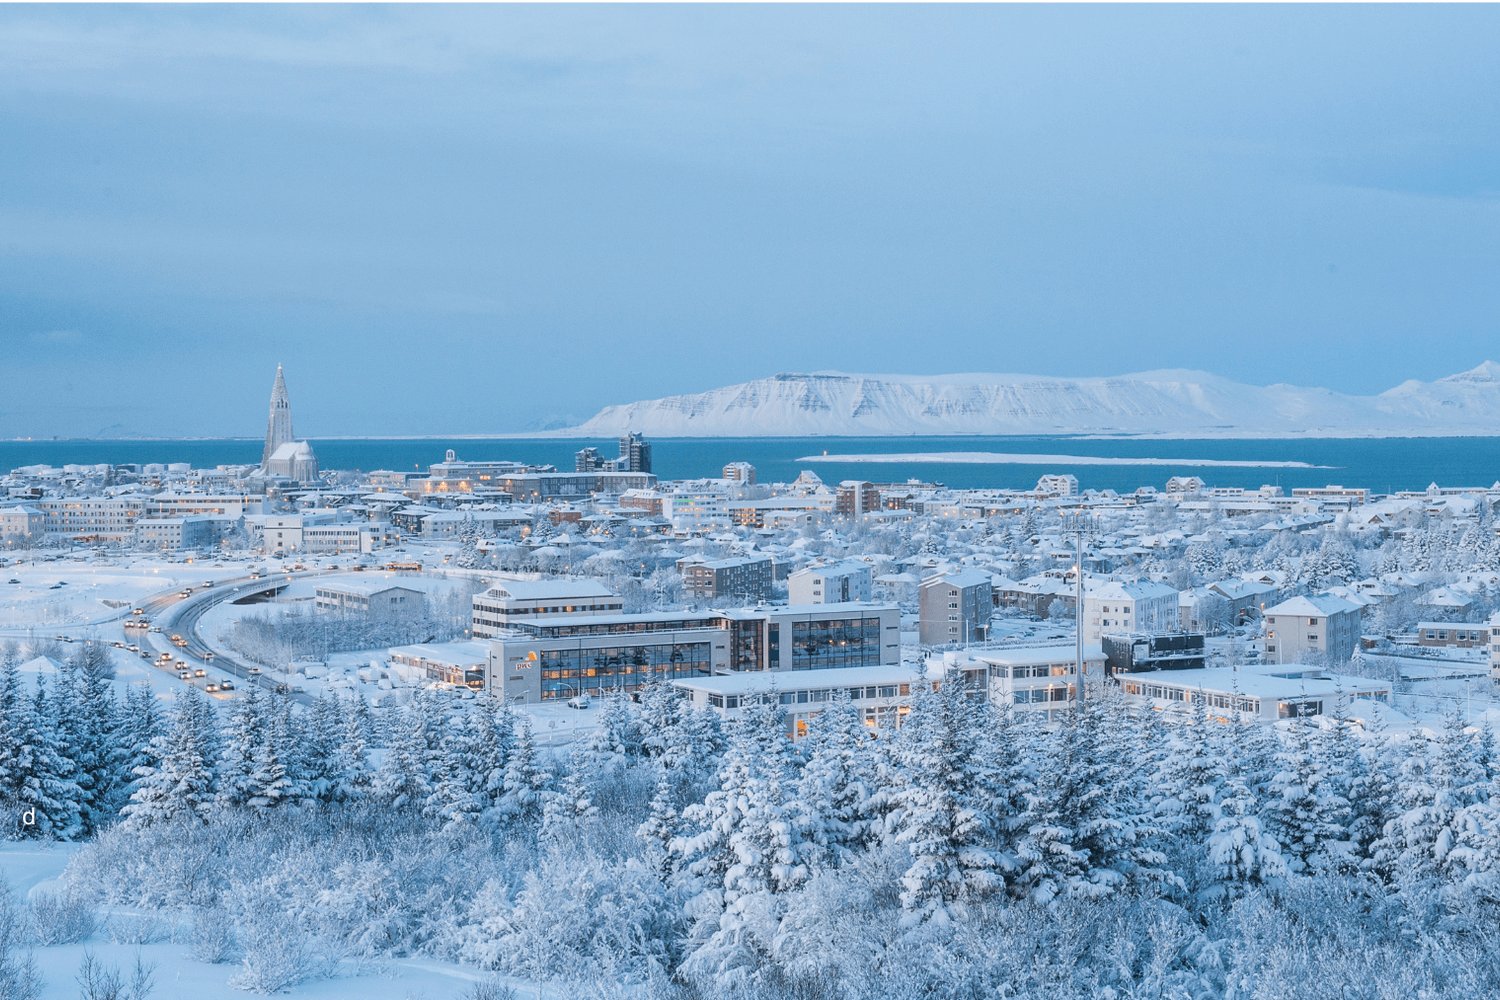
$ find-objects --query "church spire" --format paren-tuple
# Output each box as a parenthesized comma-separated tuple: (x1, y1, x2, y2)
(261, 365, 295, 468)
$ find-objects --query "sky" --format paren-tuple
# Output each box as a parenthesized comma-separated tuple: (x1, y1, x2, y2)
(2, 5, 1499, 439)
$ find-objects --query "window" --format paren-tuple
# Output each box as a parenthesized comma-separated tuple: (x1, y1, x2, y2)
(709, 694, 724, 708)
(1308, 634, 1319, 643)
(1308, 618, 1318, 626)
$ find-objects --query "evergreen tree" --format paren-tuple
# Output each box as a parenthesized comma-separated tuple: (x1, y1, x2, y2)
(121, 692, 214, 830)
(330, 695, 373, 802)
(890, 679, 1003, 920)
(541, 741, 598, 843)
(793, 688, 873, 857)
(216, 684, 268, 811)
(499, 715, 549, 830)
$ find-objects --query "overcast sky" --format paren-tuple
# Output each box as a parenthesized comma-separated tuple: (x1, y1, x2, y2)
(2, 5, 1498, 438)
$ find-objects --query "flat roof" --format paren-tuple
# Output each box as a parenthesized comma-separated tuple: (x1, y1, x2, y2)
(962, 644, 1106, 667)
(1122, 668, 1390, 700)
(388, 639, 491, 664)
(672, 663, 924, 695)
(482, 579, 617, 601)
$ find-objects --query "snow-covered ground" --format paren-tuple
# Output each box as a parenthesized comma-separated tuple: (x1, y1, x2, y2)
(0, 844, 563, 1000)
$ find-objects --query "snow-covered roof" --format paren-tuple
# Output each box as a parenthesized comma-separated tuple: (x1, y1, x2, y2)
(484, 579, 616, 601)
(1264, 593, 1360, 618)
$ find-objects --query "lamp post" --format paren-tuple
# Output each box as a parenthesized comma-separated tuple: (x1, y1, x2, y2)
(1061, 513, 1098, 705)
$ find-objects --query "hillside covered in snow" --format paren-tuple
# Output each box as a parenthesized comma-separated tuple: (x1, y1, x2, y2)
(566, 362, 1500, 438)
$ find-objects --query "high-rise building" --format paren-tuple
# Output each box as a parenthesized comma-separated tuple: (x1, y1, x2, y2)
(262, 366, 295, 468)
(576, 447, 604, 472)
(618, 433, 652, 473)
(722, 461, 756, 484)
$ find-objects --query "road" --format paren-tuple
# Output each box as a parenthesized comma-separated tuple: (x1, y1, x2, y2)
(152, 571, 345, 705)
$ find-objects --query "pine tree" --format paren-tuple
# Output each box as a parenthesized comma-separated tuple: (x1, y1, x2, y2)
(499, 715, 549, 830)
(372, 699, 434, 811)
(541, 741, 598, 843)
(1208, 771, 1286, 896)
(216, 684, 267, 811)
(794, 688, 873, 857)
(674, 696, 810, 981)
(890, 679, 1003, 921)
(1261, 718, 1344, 873)
(121, 692, 214, 830)
(637, 767, 681, 881)
(330, 695, 373, 802)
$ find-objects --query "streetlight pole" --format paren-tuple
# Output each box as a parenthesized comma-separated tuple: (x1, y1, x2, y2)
(1062, 513, 1097, 706)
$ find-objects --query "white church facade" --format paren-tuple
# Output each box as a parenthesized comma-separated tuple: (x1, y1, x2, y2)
(256, 366, 320, 482)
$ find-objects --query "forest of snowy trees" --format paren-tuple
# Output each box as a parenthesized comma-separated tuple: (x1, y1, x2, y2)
(5, 636, 1500, 998)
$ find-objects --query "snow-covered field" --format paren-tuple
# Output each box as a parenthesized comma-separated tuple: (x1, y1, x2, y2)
(0, 844, 549, 1000)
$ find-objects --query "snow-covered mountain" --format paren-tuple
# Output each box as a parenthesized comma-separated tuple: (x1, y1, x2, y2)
(564, 362, 1500, 438)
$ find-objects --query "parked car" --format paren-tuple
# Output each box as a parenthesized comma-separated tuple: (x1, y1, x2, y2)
(566, 695, 592, 710)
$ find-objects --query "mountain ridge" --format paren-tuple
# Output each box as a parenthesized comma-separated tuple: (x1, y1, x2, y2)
(560, 363, 1500, 438)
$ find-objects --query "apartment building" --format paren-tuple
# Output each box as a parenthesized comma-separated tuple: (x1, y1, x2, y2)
(1082, 580, 1179, 643)
(919, 570, 994, 645)
(835, 481, 882, 517)
(679, 556, 774, 603)
(36, 497, 149, 543)
(788, 560, 873, 605)
(1263, 593, 1361, 664)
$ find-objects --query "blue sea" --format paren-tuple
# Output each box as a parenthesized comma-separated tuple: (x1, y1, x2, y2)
(5, 436, 1500, 495)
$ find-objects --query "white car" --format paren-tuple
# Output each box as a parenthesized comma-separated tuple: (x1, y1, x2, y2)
(566, 695, 591, 710)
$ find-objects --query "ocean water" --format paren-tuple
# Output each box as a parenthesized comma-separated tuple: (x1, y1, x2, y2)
(5, 436, 1500, 495)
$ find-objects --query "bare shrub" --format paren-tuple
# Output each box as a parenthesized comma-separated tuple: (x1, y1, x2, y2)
(0, 880, 44, 1000)
(461, 976, 518, 1000)
(191, 906, 236, 964)
(76, 949, 155, 1000)
(106, 911, 169, 946)
(26, 888, 97, 946)
(227, 917, 312, 994)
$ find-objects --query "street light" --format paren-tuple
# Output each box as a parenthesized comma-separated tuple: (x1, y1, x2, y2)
(1061, 513, 1098, 705)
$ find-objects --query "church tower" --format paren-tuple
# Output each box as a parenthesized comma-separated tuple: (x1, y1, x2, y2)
(261, 365, 295, 468)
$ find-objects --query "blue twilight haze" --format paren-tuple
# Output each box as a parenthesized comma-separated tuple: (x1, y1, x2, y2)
(1, 5, 1498, 438)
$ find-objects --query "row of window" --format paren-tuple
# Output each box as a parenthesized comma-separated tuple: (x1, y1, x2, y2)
(987, 663, 1075, 679)
(1012, 686, 1073, 704)
(536, 643, 712, 699)
(707, 682, 914, 710)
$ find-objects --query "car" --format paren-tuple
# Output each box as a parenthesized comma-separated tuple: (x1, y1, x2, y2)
(205, 652, 216, 661)
(274, 684, 288, 694)
(566, 695, 592, 710)
(178, 670, 192, 680)
(205, 683, 219, 693)
(8, 579, 20, 585)
(170, 634, 182, 642)
(112, 641, 124, 648)
(202, 580, 214, 588)
(151, 627, 162, 633)
(127, 645, 139, 652)
(248, 667, 261, 675)
(194, 668, 207, 677)
(132, 608, 144, 615)
(139, 652, 152, 660)
(220, 680, 235, 691)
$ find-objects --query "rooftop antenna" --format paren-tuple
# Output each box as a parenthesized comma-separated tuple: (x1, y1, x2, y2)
(1061, 512, 1098, 706)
